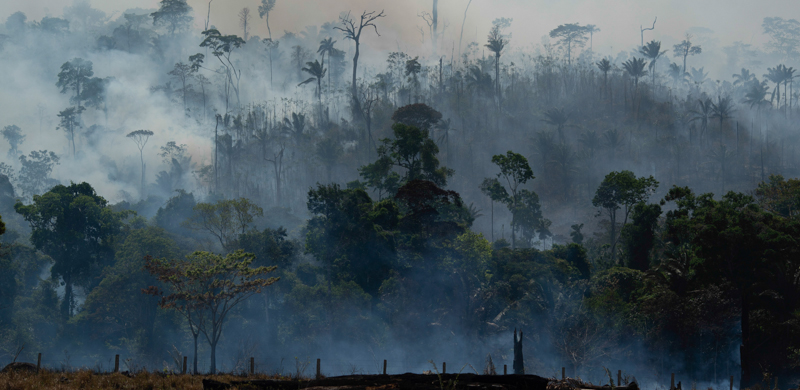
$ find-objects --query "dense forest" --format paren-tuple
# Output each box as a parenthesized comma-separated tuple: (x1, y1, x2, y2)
(1, 0, 800, 388)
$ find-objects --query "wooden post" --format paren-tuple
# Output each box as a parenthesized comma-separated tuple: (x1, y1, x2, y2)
(316, 358, 320, 380)
(730, 376, 733, 390)
(618, 370, 621, 386)
(504, 364, 507, 375)
(114, 354, 120, 373)
(562, 367, 565, 380)
(383, 360, 387, 375)
(443, 362, 446, 374)
(250, 357, 254, 375)
(671, 373, 675, 390)
(37, 353, 41, 371)
(182, 356, 187, 374)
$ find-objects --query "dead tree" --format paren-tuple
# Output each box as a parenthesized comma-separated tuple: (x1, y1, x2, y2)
(335, 10, 385, 123)
(513, 328, 524, 374)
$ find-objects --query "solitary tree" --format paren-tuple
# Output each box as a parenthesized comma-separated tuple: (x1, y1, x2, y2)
(317, 37, 336, 95)
(585, 24, 600, 51)
(485, 24, 506, 98)
(144, 250, 278, 374)
(549, 23, 588, 65)
(2, 125, 25, 158)
(238, 7, 251, 41)
(673, 34, 702, 74)
(596, 58, 611, 98)
(592, 170, 658, 265)
(257, 0, 276, 39)
(335, 9, 386, 121)
(711, 96, 735, 142)
(17, 150, 60, 199)
(126, 130, 154, 198)
(542, 108, 571, 142)
(151, 0, 193, 35)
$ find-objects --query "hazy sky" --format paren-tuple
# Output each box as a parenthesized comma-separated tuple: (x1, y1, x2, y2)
(3, 0, 797, 55)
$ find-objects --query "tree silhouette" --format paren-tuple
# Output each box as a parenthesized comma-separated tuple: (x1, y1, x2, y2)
(299, 60, 326, 102)
(200, 29, 246, 110)
(126, 130, 154, 198)
(711, 96, 735, 142)
(549, 23, 588, 65)
(257, 0, 276, 39)
(151, 0, 193, 35)
(639, 40, 665, 88)
(689, 98, 713, 145)
(673, 34, 702, 74)
(585, 24, 600, 51)
(2, 125, 24, 159)
(596, 58, 611, 98)
(335, 10, 386, 122)
(56, 58, 94, 110)
(57, 106, 84, 157)
(542, 108, 570, 142)
(317, 37, 336, 95)
(622, 57, 648, 116)
(485, 25, 506, 98)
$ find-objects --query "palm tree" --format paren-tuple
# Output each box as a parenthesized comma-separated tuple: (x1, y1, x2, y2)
(485, 24, 506, 99)
(602, 128, 623, 158)
(542, 108, 570, 142)
(689, 98, 713, 145)
(733, 68, 756, 86)
(765, 66, 784, 111)
(743, 79, 770, 109)
(687, 67, 709, 88)
(299, 60, 326, 102)
(579, 130, 601, 159)
(781, 65, 795, 117)
(405, 56, 422, 102)
(596, 58, 611, 98)
(317, 37, 336, 95)
(622, 57, 648, 115)
(711, 96, 735, 143)
(639, 40, 664, 88)
(668, 63, 684, 90)
(282, 112, 306, 145)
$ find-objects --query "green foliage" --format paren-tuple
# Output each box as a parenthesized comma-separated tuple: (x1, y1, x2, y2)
(182, 197, 263, 252)
(15, 182, 128, 319)
(482, 151, 550, 248)
(359, 122, 453, 195)
(620, 203, 662, 271)
(755, 174, 800, 219)
(144, 249, 278, 374)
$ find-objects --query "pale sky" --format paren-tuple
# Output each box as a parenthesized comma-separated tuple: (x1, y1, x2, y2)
(2, 0, 797, 56)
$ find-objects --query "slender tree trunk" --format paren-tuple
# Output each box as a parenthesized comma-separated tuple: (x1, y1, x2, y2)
(193, 332, 199, 374)
(610, 210, 618, 264)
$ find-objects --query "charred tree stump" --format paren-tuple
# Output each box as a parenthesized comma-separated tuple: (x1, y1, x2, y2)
(513, 328, 524, 375)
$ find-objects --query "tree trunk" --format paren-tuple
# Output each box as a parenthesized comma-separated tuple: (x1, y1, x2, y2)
(210, 340, 217, 374)
(351, 39, 363, 121)
(610, 210, 618, 265)
(190, 332, 198, 374)
(740, 292, 751, 388)
(62, 274, 73, 320)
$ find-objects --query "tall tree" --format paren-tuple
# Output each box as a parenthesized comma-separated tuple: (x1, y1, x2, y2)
(17, 150, 59, 199)
(299, 60, 326, 103)
(56, 58, 93, 110)
(257, 0, 276, 40)
(585, 24, 600, 51)
(481, 151, 549, 249)
(592, 170, 658, 264)
(1, 125, 24, 158)
(200, 29, 246, 110)
(145, 250, 278, 374)
(689, 98, 713, 144)
(238, 7, 251, 41)
(596, 58, 611, 98)
(711, 96, 735, 142)
(151, 0, 193, 35)
(673, 34, 702, 74)
(15, 182, 126, 320)
(549, 23, 588, 65)
(335, 9, 386, 121)
(639, 40, 664, 88)
(485, 24, 507, 98)
(57, 106, 84, 157)
(126, 130, 154, 199)
(317, 37, 336, 94)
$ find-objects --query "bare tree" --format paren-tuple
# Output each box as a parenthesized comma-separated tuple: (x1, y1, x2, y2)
(238, 8, 251, 41)
(126, 129, 154, 198)
(335, 10, 386, 122)
(639, 17, 656, 47)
